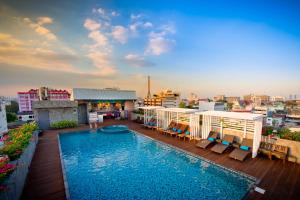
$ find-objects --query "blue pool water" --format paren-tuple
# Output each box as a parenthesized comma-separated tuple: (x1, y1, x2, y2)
(59, 127, 255, 200)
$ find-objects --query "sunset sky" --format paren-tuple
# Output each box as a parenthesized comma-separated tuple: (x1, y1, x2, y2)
(0, 0, 300, 98)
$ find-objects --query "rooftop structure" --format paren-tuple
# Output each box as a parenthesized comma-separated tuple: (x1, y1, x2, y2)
(195, 111, 264, 158)
(72, 88, 137, 124)
(72, 88, 136, 100)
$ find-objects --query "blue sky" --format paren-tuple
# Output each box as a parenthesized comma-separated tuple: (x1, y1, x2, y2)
(0, 0, 299, 98)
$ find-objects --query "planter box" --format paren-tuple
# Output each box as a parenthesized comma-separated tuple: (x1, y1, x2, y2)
(0, 131, 39, 200)
(276, 138, 300, 164)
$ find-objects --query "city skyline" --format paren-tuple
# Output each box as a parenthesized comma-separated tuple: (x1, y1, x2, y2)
(0, 0, 300, 97)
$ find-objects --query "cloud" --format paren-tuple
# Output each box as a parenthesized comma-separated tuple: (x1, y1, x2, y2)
(111, 11, 119, 17)
(111, 26, 128, 44)
(37, 17, 53, 25)
(88, 30, 108, 47)
(23, 17, 57, 40)
(146, 37, 175, 55)
(0, 33, 77, 72)
(146, 23, 176, 55)
(93, 7, 110, 20)
(144, 22, 153, 28)
(87, 52, 116, 75)
(84, 18, 101, 31)
(124, 54, 155, 67)
(131, 14, 142, 20)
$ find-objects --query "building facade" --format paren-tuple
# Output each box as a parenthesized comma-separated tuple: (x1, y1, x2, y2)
(243, 94, 270, 106)
(0, 102, 8, 136)
(17, 89, 39, 112)
(225, 96, 241, 104)
(144, 90, 180, 108)
(271, 96, 285, 102)
(39, 87, 71, 101)
(213, 95, 225, 102)
(33, 101, 78, 130)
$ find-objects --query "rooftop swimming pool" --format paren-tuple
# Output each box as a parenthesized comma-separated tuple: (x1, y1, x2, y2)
(59, 126, 255, 200)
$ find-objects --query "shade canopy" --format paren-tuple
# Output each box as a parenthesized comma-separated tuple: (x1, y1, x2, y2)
(195, 110, 263, 120)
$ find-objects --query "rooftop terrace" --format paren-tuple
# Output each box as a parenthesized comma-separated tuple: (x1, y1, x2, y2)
(22, 120, 300, 200)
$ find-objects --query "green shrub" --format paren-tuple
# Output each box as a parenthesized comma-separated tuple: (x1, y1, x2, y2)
(0, 122, 38, 160)
(50, 120, 77, 129)
(277, 128, 300, 142)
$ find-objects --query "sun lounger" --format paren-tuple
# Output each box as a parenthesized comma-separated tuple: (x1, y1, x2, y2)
(196, 131, 219, 149)
(211, 134, 235, 154)
(169, 124, 188, 137)
(161, 121, 177, 134)
(143, 118, 157, 129)
(229, 138, 253, 161)
(177, 127, 190, 139)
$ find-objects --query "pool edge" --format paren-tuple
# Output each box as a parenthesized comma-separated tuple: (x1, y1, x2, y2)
(131, 130, 257, 183)
(57, 134, 71, 200)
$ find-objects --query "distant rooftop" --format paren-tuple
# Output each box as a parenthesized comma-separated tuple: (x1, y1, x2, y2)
(72, 88, 137, 100)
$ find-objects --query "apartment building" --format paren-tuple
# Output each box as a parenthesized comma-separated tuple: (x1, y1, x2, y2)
(18, 87, 71, 112)
(17, 89, 39, 112)
(243, 94, 270, 106)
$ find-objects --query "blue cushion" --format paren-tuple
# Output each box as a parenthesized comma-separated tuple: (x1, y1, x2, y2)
(208, 137, 215, 142)
(172, 128, 177, 131)
(222, 140, 230, 146)
(240, 145, 249, 151)
(177, 129, 182, 133)
(185, 131, 190, 135)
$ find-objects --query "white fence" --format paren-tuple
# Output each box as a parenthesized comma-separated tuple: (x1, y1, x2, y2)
(0, 131, 39, 200)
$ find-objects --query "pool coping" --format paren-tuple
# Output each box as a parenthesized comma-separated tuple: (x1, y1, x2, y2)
(57, 134, 71, 200)
(131, 130, 257, 182)
(57, 128, 258, 199)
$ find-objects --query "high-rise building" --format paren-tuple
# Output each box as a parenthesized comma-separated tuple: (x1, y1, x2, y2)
(17, 89, 39, 112)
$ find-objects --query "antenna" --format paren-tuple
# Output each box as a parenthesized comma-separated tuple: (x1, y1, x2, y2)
(147, 76, 151, 98)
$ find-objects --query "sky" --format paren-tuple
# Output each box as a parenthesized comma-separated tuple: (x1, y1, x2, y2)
(0, 0, 300, 98)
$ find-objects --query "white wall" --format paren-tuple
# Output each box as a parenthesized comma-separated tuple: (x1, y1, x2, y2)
(198, 102, 225, 111)
(0, 103, 8, 136)
(17, 114, 35, 122)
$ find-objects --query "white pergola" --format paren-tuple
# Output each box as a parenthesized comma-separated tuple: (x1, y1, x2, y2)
(138, 106, 164, 124)
(195, 111, 263, 158)
(156, 108, 198, 134)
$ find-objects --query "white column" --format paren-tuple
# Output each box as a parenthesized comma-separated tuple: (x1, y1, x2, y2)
(220, 117, 223, 139)
(252, 118, 263, 158)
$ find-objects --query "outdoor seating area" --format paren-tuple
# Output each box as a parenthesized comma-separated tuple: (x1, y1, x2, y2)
(135, 109, 293, 163)
(258, 142, 288, 164)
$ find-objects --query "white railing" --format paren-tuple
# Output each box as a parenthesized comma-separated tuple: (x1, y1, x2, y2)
(0, 131, 39, 200)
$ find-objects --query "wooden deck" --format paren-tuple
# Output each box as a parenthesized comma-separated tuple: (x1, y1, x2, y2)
(22, 120, 300, 200)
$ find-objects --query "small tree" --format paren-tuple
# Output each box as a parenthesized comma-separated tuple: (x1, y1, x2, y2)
(179, 102, 186, 108)
(6, 112, 17, 123)
(5, 101, 19, 114)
